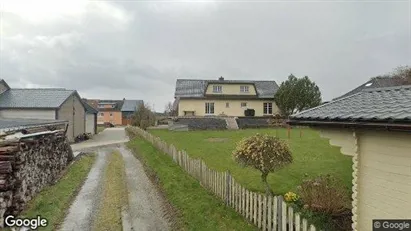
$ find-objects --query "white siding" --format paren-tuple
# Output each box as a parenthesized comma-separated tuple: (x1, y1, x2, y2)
(357, 131, 411, 231)
(0, 109, 55, 119)
(85, 114, 95, 134)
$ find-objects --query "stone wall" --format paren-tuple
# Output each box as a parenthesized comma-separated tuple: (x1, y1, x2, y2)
(0, 128, 73, 227)
(170, 118, 227, 130)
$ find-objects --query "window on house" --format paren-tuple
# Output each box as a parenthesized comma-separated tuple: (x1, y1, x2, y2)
(205, 102, 215, 114)
(109, 113, 113, 117)
(98, 105, 104, 108)
(263, 102, 273, 114)
(99, 112, 104, 116)
(226, 102, 230, 108)
(241, 102, 247, 108)
(212, 85, 222, 93)
(240, 86, 249, 93)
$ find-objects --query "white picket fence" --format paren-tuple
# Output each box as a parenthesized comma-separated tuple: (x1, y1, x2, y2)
(127, 126, 318, 231)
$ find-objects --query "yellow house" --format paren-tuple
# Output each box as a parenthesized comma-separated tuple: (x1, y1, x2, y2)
(288, 85, 411, 231)
(174, 77, 280, 117)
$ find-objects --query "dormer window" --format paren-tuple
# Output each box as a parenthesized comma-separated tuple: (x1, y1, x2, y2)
(240, 86, 249, 93)
(213, 85, 222, 93)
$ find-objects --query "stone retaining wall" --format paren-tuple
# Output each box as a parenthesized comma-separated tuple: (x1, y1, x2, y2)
(0, 128, 73, 227)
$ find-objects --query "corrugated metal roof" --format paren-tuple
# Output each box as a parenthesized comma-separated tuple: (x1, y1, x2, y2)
(291, 85, 411, 122)
(121, 100, 144, 112)
(0, 88, 75, 108)
(0, 118, 67, 131)
(174, 79, 279, 99)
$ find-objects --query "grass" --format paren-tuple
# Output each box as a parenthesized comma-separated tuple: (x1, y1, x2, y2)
(97, 126, 106, 133)
(149, 128, 353, 196)
(22, 154, 96, 231)
(93, 151, 127, 231)
(127, 138, 257, 231)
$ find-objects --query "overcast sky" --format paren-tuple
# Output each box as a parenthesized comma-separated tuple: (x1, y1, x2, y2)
(1, 0, 410, 112)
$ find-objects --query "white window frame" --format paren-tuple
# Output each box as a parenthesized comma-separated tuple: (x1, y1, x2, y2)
(212, 85, 222, 93)
(240, 85, 249, 93)
(205, 102, 215, 115)
(241, 102, 247, 108)
(263, 102, 273, 115)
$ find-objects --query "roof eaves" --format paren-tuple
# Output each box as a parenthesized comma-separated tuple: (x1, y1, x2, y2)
(291, 91, 363, 119)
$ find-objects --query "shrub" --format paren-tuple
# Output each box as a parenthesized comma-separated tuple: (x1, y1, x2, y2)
(284, 191, 299, 203)
(132, 103, 156, 129)
(232, 134, 292, 195)
(297, 174, 351, 216)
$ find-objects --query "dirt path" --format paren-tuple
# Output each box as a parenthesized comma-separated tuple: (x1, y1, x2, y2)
(60, 140, 170, 231)
(119, 146, 170, 231)
(60, 148, 108, 231)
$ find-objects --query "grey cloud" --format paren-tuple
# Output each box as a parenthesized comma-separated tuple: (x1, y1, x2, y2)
(1, 1, 410, 111)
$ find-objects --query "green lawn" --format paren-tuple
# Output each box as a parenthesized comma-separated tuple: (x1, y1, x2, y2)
(22, 154, 96, 231)
(93, 151, 127, 231)
(149, 128, 353, 196)
(127, 138, 257, 231)
(97, 126, 106, 133)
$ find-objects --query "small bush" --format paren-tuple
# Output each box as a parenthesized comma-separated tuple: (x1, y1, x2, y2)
(297, 174, 351, 216)
(233, 134, 292, 195)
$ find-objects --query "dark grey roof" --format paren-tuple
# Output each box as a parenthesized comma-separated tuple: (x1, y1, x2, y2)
(121, 100, 144, 112)
(174, 79, 279, 99)
(333, 76, 408, 100)
(290, 85, 411, 122)
(83, 100, 98, 114)
(0, 88, 75, 108)
(0, 118, 67, 131)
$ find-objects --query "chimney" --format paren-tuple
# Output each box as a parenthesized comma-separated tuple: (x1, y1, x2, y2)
(218, 76, 224, 81)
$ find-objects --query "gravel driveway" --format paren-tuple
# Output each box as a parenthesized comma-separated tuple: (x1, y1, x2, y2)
(71, 127, 129, 153)
(61, 128, 170, 231)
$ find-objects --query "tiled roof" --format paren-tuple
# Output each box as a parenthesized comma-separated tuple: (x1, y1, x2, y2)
(83, 100, 98, 114)
(333, 76, 408, 100)
(94, 100, 124, 111)
(121, 100, 144, 112)
(0, 88, 75, 108)
(174, 79, 279, 99)
(0, 118, 67, 131)
(290, 85, 411, 122)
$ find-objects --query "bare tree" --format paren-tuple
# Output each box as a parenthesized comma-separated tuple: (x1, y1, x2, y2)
(132, 103, 156, 130)
(164, 101, 177, 116)
(390, 65, 411, 82)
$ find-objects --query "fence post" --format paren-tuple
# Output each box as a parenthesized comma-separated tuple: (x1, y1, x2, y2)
(225, 171, 231, 206)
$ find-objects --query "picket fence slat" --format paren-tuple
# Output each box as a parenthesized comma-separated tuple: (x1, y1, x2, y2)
(262, 195, 267, 231)
(310, 224, 316, 231)
(253, 192, 258, 225)
(267, 196, 272, 231)
(273, 196, 278, 231)
(130, 127, 318, 231)
(281, 200, 287, 231)
(289, 206, 294, 231)
(302, 219, 308, 231)
(258, 194, 262, 229)
(295, 214, 301, 231)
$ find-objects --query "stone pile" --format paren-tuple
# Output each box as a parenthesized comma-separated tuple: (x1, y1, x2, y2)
(0, 127, 73, 227)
